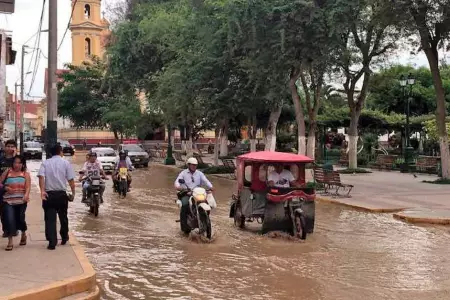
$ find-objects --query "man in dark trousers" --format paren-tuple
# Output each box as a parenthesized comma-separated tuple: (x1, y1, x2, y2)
(0, 139, 17, 237)
(38, 144, 76, 250)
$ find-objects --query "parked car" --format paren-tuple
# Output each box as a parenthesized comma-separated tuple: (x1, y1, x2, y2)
(91, 147, 117, 173)
(23, 141, 43, 159)
(118, 144, 149, 167)
(58, 139, 75, 156)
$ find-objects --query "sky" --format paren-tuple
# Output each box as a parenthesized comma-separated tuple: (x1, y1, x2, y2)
(0, 0, 443, 101)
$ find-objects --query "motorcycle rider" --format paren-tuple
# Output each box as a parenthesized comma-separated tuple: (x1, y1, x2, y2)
(113, 150, 133, 192)
(80, 151, 107, 203)
(174, 157, 213, 234)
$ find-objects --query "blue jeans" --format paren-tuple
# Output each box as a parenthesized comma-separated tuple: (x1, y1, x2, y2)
(2, 203, 27, 237)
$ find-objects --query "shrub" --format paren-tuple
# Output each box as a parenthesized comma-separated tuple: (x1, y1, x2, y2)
(338, 168, 372, 174)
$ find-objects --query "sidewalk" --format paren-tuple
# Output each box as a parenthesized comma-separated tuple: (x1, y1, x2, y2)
(307, 169, 450, 224)
(0, 191, 99, 300)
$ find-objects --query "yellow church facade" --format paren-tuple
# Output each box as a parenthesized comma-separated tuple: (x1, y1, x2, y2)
(69, 0, 110, 66)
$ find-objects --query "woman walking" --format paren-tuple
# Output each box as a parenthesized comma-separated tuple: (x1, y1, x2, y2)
(0, 155, 30, 251)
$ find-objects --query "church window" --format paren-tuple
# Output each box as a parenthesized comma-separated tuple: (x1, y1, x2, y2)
(84, 4, 91, 19)
(85, 38, 91, 58)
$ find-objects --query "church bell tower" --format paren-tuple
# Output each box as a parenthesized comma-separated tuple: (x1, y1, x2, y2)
(69, 0, 110, 66)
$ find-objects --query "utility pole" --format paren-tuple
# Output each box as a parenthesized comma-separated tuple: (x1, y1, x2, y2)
(14, 83, 19, 143)
(20, 45, 26, 155)
(0, 32, 6, 140)
(46, 0, 58, 157)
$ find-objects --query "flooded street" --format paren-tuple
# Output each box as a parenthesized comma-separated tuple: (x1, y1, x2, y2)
(49, 155, 450, 299)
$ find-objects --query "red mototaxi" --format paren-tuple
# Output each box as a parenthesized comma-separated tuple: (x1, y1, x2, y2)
(230, 151, 316, 239)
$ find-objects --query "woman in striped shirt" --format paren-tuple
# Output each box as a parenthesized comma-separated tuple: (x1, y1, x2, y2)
(0, 155, 30, 251)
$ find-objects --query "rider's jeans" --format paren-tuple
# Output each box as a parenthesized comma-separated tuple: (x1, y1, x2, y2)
(83, 182, 105, 199)
(179, 195, 190, 232)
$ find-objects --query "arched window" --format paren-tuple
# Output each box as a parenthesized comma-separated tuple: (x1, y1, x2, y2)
(85, 38, 91, 58)
(84, 4, 91, 19)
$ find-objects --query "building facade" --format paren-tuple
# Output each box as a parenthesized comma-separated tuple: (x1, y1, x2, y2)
(70, 0, 110, 66)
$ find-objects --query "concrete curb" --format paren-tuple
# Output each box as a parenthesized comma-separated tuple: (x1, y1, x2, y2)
(393, 212, 450, 225)
(2, 233, 98, 300)
(315, 196, 407, 213)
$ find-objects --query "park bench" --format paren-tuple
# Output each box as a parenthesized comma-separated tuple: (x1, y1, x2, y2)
(220, 158, 237, 179)
(329, 171, 354, 197)
(313, 167, 354, 197)
(338, 152, 348, 166)
(369, 154, 396, 170)
(313, 167, 332, 193)
(173, 152, 185, 165)
(193, 153, 211, 167)
(416, 156, 440, 174)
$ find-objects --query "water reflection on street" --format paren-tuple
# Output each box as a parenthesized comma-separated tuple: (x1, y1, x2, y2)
(58, 155, 450, 300)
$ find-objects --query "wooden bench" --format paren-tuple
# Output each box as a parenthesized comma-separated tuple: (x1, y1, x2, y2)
(173, 152, 185, 165)
(329, 171, 354, 197)
(369, 154, 396, 170)
(416, 156, 440, 174)
(193, 153, 211, 167)
(313, 167, 332, 193)
(221, 158, 236, 179)
(313, 168, 353, 197)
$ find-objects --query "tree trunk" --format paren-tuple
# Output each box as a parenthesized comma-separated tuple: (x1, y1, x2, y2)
(289, 70, 306, 155)
(306, 123, 316, 159)
(423, 49, 450, 178)
(249, 116, 257, 152)
(113, 130, 120, 149)
(213, 126, 220, 166)
(186, 136, 193, 157)
(220, 120, 229, 157)
(348, 110, 360, 169)
(265, 104, 282, 151)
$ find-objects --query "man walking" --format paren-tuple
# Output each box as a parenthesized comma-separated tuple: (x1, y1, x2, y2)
(38, 144, 76, 250)
(0, 140, 17, 237)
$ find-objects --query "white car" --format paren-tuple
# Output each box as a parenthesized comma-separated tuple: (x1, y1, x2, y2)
(91, 147, 117, 173)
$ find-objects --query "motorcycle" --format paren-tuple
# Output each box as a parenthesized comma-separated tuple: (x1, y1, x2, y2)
(177, 179, 216, 239)
(114, 167, 128, 198)
(80, 171, 105, 217)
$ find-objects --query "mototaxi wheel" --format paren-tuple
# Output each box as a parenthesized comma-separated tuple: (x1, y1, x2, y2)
(233, 200, 245, 229)
(294, 212, 307, 240)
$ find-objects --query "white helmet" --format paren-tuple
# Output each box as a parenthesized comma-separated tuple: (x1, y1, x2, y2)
(186, 157, 198, 165)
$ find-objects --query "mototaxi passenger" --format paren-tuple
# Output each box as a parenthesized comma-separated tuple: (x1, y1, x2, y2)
(113, 150, 133, 192)
(80, 151, 107, 203)
(267, 164, 300, 188)
(174, 157, 213, 234)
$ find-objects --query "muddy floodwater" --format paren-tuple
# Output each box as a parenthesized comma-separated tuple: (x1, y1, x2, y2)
(62, 156, 450, 300)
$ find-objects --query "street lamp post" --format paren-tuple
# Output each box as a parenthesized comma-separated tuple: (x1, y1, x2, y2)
(164, 124, 175, 165)
(399, 73, 415, 172)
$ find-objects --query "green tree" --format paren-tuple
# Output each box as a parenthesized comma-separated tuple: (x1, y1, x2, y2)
(333, 0, 404, 169)
(395, 0, 450, 178)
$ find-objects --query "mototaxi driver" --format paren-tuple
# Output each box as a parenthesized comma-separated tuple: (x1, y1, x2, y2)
(268, 164, 300, 188)
(80, 151, 107, 203)
(113, 150, 133, 191)
(174, 157, 213, 234)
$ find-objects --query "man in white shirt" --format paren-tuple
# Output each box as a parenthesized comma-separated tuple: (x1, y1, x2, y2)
(38, 145, 76, 250)
(79, 151, 106, 203)
(268, 164, 300, 188)
(174, 157, 213, 233)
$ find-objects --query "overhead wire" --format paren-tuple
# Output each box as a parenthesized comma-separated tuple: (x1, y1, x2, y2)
(27, 0, 47, 95)
(58, 0, 78, 51)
